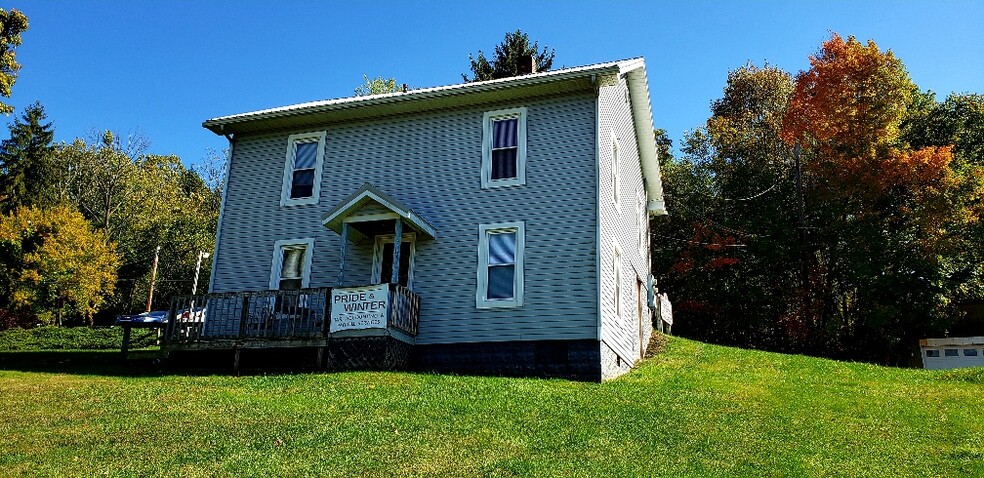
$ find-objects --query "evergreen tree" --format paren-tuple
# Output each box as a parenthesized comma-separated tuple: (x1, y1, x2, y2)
(0, 102, 56, 212)
(463, 29, 555, 82)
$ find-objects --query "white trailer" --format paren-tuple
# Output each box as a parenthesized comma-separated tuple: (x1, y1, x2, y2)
(920, 337, 984, 370)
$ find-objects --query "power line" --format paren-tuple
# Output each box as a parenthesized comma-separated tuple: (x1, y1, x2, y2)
(650, 233, 747, 248)
(683, 181, 780, 202)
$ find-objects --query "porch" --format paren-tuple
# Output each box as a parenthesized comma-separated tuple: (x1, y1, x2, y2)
(166, 183, 433, 371)
(161, 284, 420, 371)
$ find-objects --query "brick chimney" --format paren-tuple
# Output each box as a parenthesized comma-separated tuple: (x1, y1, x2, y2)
(518, 55, 538, 75)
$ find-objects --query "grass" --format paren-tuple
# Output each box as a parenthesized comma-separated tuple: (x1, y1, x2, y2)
(0, 325, 157, 351)
(0, 336, 981, 477)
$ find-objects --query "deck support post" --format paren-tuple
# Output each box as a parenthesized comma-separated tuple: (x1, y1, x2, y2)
(317, 346, 324, 369)
(233, 348, 241, 375)
(121, 325, 132, 359)
(338, 223, 349, 286)
(391, 219, 402, 284)
(238, 295, 250, 339)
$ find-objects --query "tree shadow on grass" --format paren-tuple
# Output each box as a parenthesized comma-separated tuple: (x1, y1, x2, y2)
(0, 348, 329, 378)
(0, 350, 175, 377)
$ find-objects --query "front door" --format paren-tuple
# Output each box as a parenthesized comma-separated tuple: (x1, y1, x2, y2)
(372, 233, 415, 288)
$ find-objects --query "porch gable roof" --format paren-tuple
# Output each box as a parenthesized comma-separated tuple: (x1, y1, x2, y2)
(321, 183, 437, 242)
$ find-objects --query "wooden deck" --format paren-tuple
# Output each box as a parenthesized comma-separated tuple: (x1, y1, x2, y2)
(161, 285, 420, 371)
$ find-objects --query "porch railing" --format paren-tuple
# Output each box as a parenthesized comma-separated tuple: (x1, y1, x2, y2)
(163, 285, 420, 345)
(388, 284, 420, 336)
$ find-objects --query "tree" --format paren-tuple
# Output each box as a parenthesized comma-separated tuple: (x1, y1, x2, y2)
(654, 35, 984, 364)
(780, 34, 984, 362)
(354, 75, 399, 96)
(119, 154, 219, 312)
(0, 204, 120, 325)
(0, 9, 28, 115)
(50, 133, 221, 316)
(653, 64, 799, 350)
(901, 92, 984, 308)
(463, 29, 555, 82)
(903, 92, 984, 167)
(54, 131, 148, 235)
(0, 102, 56, 211)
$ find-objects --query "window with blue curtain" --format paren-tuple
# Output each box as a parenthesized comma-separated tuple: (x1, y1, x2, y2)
(290, 141, 318, 199)
(487, 231, 517, 299)
(491, 118, 518, 180)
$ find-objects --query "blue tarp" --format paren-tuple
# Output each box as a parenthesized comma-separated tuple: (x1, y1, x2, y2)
(115, 310, 168, 324)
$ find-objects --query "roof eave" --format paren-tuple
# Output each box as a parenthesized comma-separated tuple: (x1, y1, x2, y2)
(203, 61, 629, 135)
(623, 63, 667, 216)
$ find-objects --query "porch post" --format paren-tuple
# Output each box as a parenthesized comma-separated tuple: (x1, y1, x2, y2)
(391, 219, 402, 284)
(338, 222, 348, 286)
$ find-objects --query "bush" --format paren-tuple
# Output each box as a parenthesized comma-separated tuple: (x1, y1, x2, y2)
(0, 308, 35, 330)
(0, 325, 158, 351)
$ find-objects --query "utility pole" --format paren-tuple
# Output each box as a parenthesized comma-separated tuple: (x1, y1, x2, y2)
(794, 144, 808, 294)
(146, 245, 161, 312)
(191, 251, 210, 296)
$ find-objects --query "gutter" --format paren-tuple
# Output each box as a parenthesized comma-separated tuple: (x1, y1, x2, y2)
(207, 131, 234, 293)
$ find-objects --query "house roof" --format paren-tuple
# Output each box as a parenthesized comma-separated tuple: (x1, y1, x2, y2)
(204, 58, 665, 215)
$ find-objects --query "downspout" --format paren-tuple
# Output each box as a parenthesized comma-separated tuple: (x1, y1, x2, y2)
(207, 129, 235, 293)
(593, 74, 603, 342)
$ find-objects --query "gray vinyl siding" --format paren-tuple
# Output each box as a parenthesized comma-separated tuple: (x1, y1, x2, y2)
(597, 77, 650, 364)
(212, 93, 599, 345)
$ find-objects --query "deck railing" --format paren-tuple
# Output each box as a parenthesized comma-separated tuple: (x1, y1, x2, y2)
(388, 284, 420, 336)
(163, 285, 420, 345)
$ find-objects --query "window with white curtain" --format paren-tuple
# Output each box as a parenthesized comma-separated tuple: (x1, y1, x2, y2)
(269, 239, 314, 290)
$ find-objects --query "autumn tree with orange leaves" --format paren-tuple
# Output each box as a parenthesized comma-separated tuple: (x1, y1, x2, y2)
(653, 34, 984, 364)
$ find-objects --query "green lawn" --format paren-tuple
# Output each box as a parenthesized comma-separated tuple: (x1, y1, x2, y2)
(0, 336, 981, 477)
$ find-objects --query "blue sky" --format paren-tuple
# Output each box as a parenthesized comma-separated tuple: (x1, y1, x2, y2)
(8, 1, 984, 168)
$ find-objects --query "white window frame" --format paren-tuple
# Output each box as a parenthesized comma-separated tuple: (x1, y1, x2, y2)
(613, 241, 622, 322)
(611, 131, 621, 207)
(476, 221, 525, 309)
(371, 232, 417, 288)
(481, 107, 528, 189)
(269, 238, 315, 290)
(280, 131, 326, 206)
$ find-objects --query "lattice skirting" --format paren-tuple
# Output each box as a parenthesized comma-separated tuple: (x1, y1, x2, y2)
(324, 337, 413, 371)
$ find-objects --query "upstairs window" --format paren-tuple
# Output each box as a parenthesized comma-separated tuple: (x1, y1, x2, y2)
(476, 222, 525, 308)
(482, 107, 527, 188)
(269, 239, 314, 290)
(281, 132, 326, 206)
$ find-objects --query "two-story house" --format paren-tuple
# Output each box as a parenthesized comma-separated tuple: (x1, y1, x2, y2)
(168, 58, 666, 381)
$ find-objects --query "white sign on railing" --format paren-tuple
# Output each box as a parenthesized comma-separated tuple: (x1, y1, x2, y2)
(659, 293, 673, 326)
(330, 284, 389, 333)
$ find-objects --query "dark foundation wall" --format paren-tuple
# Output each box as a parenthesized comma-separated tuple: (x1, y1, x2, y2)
(412, 339, 603, 381)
